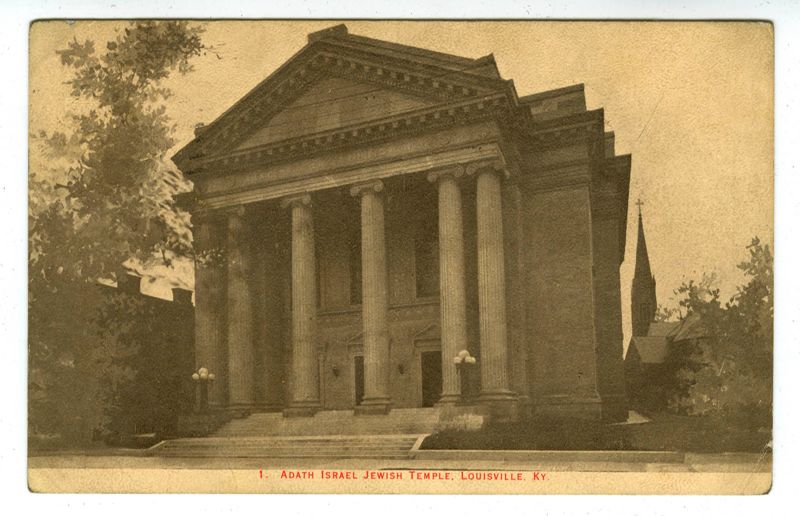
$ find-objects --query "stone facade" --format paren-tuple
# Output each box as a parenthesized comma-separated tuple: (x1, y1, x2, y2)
(174, 25, 632, 421)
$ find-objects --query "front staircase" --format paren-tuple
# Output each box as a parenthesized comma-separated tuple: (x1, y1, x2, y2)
(151, 434, 422, 459)
(150, 407, 453, 459)
(215, 407, 442, 437)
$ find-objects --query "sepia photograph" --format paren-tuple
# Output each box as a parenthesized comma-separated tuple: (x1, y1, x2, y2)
(26, 18, 773, 495)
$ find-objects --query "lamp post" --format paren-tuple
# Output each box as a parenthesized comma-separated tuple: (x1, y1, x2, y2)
(191, 367, 216, 413)
(453, 350, 477, 404)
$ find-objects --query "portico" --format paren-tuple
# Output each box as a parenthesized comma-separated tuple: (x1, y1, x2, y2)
(176, 24, 632, 423)
(191, 140, 521, 414)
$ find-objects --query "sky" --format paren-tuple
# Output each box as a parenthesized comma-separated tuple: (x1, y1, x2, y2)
(29, 20, 774, 347)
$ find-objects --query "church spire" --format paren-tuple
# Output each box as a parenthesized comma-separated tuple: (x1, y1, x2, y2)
(634, 199, 653, 281)
(631, 199, 657, 336)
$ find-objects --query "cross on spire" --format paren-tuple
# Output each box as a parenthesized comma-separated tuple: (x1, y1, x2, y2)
(636, 198, 645, 217)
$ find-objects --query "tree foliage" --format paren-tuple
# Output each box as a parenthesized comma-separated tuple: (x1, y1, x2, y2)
(29, 22, 205, 446)
(666, 238, 773, 428)
(654, 304, 680, 322)
(31, 22, 204, 281)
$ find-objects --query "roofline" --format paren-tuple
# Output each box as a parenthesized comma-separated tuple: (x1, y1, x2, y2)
(172, 28, 515, 167)
(179, 39, 316, 146)
(519, 83, 585, 103)
(329, 28, 481, 68)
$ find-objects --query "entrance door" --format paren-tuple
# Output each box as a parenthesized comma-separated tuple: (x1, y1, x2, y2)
(420, 351, 443, 407)
(354, 355, 365, 406)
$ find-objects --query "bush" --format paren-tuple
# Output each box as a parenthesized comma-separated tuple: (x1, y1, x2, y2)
(420, 416, 633, 451)
(421, 412, 770, 453)
(625, 412, 770, 453)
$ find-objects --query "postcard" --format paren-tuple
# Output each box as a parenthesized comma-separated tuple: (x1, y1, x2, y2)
(27, 20, 773, 494)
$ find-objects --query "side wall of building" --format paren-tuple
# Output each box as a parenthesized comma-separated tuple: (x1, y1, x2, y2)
(590, 154, 630, 421)
(518, 140, 603, 418)
(514, 91, 630, 421)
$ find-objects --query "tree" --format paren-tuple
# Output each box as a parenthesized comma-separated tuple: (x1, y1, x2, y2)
(29, 22, 206, 447)
(654, 304, 680, 322)
(666, 238, 773, 429)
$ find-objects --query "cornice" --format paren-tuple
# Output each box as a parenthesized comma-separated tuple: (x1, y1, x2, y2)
(314, 42, 510, 92)
(525, 109, 605, 152)
(194, 142, 507, 211)
(520, 162, 592, 193)
(183, 94, 513, 176)
(606, 154, 632, 176)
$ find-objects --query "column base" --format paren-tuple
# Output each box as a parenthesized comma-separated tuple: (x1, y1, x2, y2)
(223, 404, 255, 419)
(283, 401, 321, 418)
(478, 390, 519, 422)
(435, 393, 463, 407)
(250, 403, 285, 413)
(354, 397, 392, 415)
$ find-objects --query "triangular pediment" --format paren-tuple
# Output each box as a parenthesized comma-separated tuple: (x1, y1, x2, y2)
(235, 77, 438, 151)
(173, 26, 514, 170)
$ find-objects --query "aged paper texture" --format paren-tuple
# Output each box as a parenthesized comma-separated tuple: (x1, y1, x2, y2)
(28, 20, 773, 494)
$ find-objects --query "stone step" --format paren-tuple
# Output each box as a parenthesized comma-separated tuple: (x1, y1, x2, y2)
(213, 431, 426, 438)
(157, 448, 414, 456)
(157, 443, 417, 451)
(204, 407, 476, 438)
(158, 441, 418, 448)
(223, 416, 440, 423)
(156, 451, 411, 459)
(218, 426, 438, 432)
(173, 435, 420, 441)
(226, 409, 440, 421)
(159, 443, 416, 449)
(214, 422, 438, 437)
(150, 434, 422, 459)
(219, 420, 438, 426)
(157, 449, 414, 457)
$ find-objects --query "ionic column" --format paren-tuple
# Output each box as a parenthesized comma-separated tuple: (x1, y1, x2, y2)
(281, 194, 321, 417)
(225, 206, 255, 408)
(351, 180, 392, 415)
(470, 161, 518, 417)
(193, 213, 227, 407)
(428, 166, 468, 405)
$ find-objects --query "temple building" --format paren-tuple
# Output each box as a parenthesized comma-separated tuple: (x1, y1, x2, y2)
(173, 25, 632, 422)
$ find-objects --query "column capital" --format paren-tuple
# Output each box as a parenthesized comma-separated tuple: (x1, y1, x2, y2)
(192, 207, 228, 225)
(349, 180, 384, 198)
(280, 193, 312, 210)
(220, 205, 247, 219)
(465, 159, 510, 179)
(426, 165, 466, 184)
